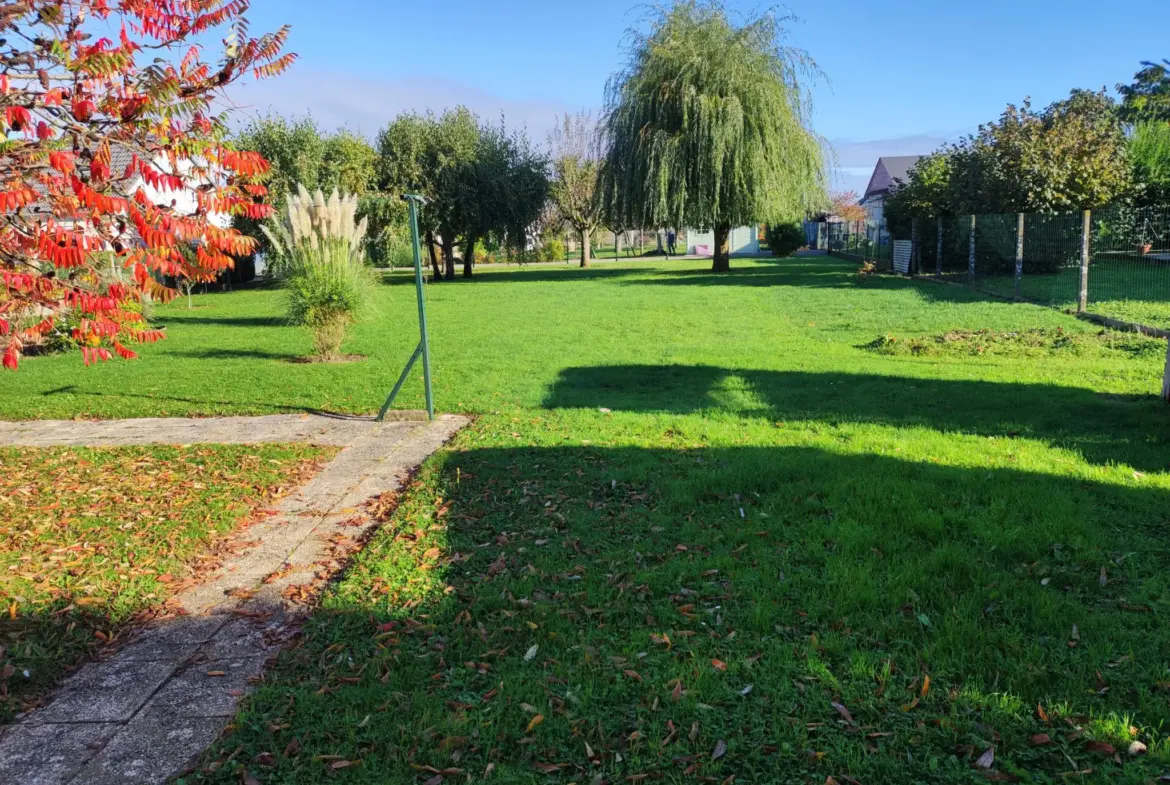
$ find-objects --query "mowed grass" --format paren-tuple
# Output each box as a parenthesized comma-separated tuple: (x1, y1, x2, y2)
(0, 443, 333, 721)
(6, 257, 1170, 782)
(950, 257, 1170, 331)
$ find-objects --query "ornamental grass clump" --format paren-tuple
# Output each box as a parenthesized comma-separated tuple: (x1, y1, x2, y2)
(263, 185, 374, 361)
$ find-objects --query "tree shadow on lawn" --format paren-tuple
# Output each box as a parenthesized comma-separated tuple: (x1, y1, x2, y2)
(619, 261, 1005, 303)
(39, 385, 347, 418)
(543, 364, 1170, 472)
(165, 348, 303, 361)
(190, 443, 1170, 783)
(156, 315, 285, 328)
(379, 265, 649, 286)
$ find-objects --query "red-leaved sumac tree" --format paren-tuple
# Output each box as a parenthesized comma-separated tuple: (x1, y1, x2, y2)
(0, 0, 296, 369)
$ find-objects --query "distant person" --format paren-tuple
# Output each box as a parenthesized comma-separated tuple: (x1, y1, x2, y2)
(666, 228, 677, 256)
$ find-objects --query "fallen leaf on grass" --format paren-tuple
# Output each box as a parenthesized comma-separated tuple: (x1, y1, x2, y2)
(711, 659, 727, 672)
(1028, 734, 1052, 746)
(1084, 740, 1115, 755)
(712, 739, 727, 760)
(524, 644, 539, 661)
(526, 714, 544, 733)
(330, 760, 359, 770)
(650, 633, 671, 649)
(533, 762, 562, 774)
(920, 674, 931, 698)
(831, 701, 854, 725)
(423, 777, 443, 785)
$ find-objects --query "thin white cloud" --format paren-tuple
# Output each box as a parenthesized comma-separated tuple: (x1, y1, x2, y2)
(223, 70, 583, 142)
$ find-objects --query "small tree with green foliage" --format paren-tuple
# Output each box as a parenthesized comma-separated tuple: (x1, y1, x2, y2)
(601, 1, 826, 272)
(1118, 60, 1170, 124)
(1129, 120, 1170, 205)
(884, 153, 953, 236)
(450, 121, 549, 277)
(548, 112, 603, 267)
(377, 109, 480, 280)
(947, 91, 1129, 215)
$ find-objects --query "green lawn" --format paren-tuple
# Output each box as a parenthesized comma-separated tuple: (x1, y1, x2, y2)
(0, 443, 332, 721)
(946, 256, 1170, 331)
(5, 258, 1170, 782)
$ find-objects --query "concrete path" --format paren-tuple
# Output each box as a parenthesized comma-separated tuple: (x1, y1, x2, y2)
(0, 412, 469, 785)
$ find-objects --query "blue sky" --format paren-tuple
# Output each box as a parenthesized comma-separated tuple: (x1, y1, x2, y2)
(233, 0, 1170, 194)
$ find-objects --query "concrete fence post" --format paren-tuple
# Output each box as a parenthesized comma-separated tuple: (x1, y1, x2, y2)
(968, 215, 976, 287)
(1015, 213, 1025, 299)
(910, 218, 918, 274)
(1163, 339, 1170, 403)
(1079, 209, 1091, 313)
(936, 216, 943, 277)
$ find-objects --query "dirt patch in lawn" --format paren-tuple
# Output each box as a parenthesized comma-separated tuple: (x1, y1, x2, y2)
(0, 442, 337, 722)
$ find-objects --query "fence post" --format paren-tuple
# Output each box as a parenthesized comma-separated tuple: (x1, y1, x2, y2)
(1163, 339, 1170, 403)
(910, 218, 918, 275)
(936, 216, 943, 277)
(1078, 209, 1090, 313)
(968, 214, 976, 287)
(1015, 213, 1024, 299)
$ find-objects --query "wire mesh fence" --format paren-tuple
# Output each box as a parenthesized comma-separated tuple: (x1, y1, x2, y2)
(822, 220, 893, 267)
(814, 204, 1170, 333)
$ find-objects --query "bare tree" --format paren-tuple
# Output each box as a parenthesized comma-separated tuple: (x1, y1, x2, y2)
(548, 112, 603, 267)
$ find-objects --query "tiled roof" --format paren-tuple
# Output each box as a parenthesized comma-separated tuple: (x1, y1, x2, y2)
(863, 155, 924, 200)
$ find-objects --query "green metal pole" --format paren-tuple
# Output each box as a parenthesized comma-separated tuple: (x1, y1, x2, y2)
(406, 195, 435, 420)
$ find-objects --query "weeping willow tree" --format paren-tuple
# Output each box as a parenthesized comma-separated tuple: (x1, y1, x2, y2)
(601, 1, 827, 271)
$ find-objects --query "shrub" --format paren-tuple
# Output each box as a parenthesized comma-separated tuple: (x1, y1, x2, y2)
(542, 237, 567, 262)
(263, 185, 376, 360)
(766, 222, 805, 257)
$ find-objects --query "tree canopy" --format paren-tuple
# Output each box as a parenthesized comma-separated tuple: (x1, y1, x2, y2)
(548, 112, 603, 267)
(376, 108, 547, 279)
(601, 0, 827, 271)
(0, 0, 293, 370)
(1118, 60, 1170, 124)
(886, 90, 1129, 232)
(234, 116, 380, 261)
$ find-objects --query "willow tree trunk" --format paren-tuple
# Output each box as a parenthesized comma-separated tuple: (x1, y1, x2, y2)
(580, 227, 592, 268)
(426, 230, 441, 281)
(463, 233, 477, 278)
(441, 231, 455, 281)
(713, 223, 731, 272)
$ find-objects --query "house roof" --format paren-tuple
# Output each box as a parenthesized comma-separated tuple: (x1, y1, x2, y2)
(862, 155, 924, 201)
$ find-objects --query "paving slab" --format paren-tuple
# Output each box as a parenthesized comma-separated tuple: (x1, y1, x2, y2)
(0, 411, 470, 785)
(32, 658, 178, 724)
(0, 722, 121, 785)
(72, 715, 228, 785)
(143, 657, 268, 719)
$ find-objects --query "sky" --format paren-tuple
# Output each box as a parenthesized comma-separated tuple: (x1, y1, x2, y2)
(229, 0, 1170, 195)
